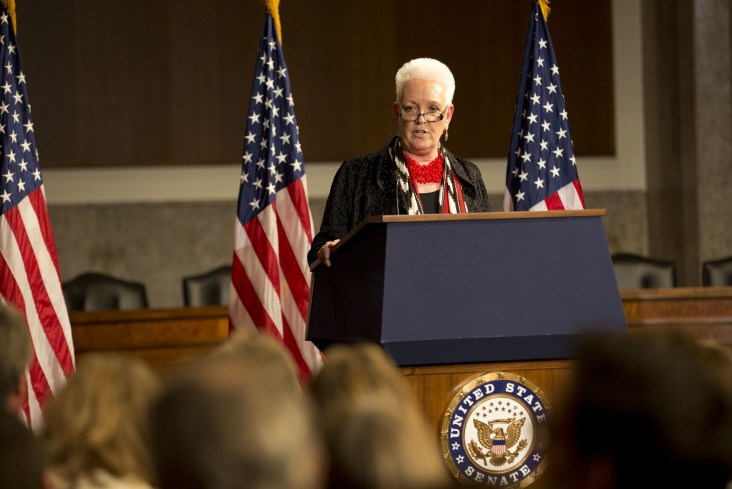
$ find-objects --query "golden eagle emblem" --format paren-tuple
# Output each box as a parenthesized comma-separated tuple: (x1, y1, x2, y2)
(468, 417, 528, 467)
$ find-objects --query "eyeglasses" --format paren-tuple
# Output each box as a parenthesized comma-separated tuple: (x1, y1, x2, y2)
(399, 105, 448, 122)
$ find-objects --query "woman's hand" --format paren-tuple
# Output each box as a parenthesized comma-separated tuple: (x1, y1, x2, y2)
(317, 239, 341, 267)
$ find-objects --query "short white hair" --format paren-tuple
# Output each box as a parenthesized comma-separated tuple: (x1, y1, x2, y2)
(395, 58, 455, 106)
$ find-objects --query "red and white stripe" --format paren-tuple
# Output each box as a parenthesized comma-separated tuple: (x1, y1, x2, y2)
(229, 176, 323, 380)
(0, 186, 75, 431)
(504, 180, 585, 212)
(492, 442, 507, 456)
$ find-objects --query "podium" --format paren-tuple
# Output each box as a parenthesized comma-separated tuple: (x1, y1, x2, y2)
(307, 210, 626, 366)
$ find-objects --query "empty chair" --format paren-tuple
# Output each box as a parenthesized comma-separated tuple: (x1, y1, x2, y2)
(182, 265, 232, 307)
(611, 253, 677, 289)
(702, 256, 732, 286)
(62, 272, 149, 312)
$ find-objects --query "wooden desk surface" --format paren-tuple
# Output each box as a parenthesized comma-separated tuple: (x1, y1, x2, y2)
(70, 287, 732, 367)
(621, 286, 732, 318)
(69, 287, 732, 369)
(620, 287, 732, 346)
(68, 287, 732, 432)
(70, 305, 229, 373)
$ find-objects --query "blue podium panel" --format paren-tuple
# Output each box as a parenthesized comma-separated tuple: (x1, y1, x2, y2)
(307, 211, 626, 366)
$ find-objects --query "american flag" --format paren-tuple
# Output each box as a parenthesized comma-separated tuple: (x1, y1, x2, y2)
(0, 7, 75, 429)
(503, 1, 584, 211)
(228, 7, 322, 380)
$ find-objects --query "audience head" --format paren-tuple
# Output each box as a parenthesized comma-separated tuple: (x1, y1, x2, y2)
(209, 329, 301, 390)
(697, 338, 732, 392)
(0, 302, 30, 416)
(547, 330, 732, 489)
(150, 346, 322, 489)
(310, 342, 450, 489)
(324, 393, 450, 489)
(0, 411, 45, 489)
(42, 353, 161, 487)
(309, 342, 416, 417)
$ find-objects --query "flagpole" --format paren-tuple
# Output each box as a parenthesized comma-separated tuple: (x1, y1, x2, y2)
(264, 0, 283, 45)
(539, 0, 550, 21)
(0, 0, 15, 33)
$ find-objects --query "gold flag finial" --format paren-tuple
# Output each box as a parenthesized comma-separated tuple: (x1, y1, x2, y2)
(265, 0, 282, 45)
(1, 0, 17, 33)
(539, 0, 551, 21)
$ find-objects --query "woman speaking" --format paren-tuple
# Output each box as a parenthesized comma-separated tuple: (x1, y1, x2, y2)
(309, 58, 491, 266)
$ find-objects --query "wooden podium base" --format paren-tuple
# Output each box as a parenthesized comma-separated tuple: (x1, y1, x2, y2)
(401, 359, 574, 434)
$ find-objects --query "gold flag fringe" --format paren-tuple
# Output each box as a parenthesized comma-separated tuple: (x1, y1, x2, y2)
(0, 0, 16, 33)
(539, 0, 551, 21)
(265, 0, 282, 45)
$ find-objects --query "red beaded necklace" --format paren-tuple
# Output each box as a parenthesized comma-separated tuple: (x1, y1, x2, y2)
(403, 152, 444, 184)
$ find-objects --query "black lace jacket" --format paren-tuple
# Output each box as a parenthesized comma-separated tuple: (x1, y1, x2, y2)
(308, 137, 491, 265)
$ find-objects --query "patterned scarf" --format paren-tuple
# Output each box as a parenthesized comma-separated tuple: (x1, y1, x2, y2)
(392, 137, 467, 215)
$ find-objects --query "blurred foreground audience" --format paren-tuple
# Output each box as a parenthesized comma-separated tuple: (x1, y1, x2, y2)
(309, 343, 451, 489)
(208, 329, 301, 391)
(0, 411, 46, 489)
(19, 324, 732, 489)
(545, 330, 732, 489)
(149, 331, 323, 489)
(0, 302, 31, 417)
(309, 342, 417, 415)
(42, 354, 161, 489)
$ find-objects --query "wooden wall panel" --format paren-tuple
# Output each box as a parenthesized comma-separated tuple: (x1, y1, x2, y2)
(17, 0, 613, 167)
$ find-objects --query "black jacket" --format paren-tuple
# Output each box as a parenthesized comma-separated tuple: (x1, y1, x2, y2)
(308, 137, 491, 264)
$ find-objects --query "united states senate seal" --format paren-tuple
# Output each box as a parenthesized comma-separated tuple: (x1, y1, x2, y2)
(440, 371, 550, 487)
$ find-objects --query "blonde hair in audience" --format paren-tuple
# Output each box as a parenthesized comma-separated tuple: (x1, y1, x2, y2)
(324, 394, 450, 489)
(309, 343, 449, 489)
(210, 329, 301, 390)
(309, 342, 417, 413)
(42, 354, 160, 484)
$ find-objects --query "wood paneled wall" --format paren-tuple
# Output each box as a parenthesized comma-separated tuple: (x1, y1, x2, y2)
(17, 0, 613, 167)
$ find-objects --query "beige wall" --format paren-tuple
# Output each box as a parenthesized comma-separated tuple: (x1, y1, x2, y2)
(49, 190, 646, 309)
(642, 0, 732, 284)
